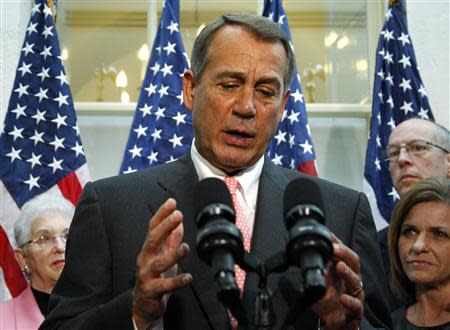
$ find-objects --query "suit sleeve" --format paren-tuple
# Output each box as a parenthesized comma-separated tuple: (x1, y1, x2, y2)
(353, 193, 393, 330)
(40, 182, 135, 330)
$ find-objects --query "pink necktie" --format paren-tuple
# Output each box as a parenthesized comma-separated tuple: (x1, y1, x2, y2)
(224, 177, 251, 330)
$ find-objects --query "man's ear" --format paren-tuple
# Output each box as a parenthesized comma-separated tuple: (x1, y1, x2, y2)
(279, 90, 290, 120)
(182, 70, 196, 112)
(447, 153, 450, 179)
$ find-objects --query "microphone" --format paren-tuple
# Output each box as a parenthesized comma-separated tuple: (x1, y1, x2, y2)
(283, 177, 333, 303)
(195, 177, 244, 296)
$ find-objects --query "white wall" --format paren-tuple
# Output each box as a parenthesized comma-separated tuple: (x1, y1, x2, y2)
(0, 1, 30, 124)
(407, 0, 450, 127)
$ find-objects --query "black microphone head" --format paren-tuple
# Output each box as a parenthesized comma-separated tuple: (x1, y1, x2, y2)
(194, 177, 235, 227)
(284, 177, 325, 224)
(283, 177, 333, 304)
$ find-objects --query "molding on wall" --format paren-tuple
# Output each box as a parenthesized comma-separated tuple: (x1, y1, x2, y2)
(65, 10, 147, 27)
(64, 10, 366, 29)
(75, 102, 371, 118)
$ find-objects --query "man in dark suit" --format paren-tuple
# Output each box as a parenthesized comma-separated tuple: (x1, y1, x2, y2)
(42, 13, 391, 330)
(377, 118, 450, 310)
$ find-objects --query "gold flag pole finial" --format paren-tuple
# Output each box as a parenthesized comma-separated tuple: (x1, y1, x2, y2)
(47, 0, 56, 22)
(389, 0, 399, 6)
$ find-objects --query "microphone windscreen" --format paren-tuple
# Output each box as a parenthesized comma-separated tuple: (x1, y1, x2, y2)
(194, 177, 234, 216)
(283, 177, 324, 216)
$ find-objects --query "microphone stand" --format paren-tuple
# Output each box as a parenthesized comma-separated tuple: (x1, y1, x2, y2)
(251, 264, 272, 330)
(221, 252, 290, 330)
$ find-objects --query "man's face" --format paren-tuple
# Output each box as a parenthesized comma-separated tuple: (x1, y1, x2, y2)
(183, 25, 289, 174)
(388, 119, 449, 196)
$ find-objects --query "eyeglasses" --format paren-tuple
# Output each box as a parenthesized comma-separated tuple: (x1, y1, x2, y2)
(384, 139, 449, 162)
(20, 230, 69, 249)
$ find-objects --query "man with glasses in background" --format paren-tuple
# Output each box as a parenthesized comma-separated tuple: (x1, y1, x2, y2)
(378, 117, 450, 310)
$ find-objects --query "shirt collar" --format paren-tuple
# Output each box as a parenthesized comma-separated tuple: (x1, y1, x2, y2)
(190, 140, 264, 197)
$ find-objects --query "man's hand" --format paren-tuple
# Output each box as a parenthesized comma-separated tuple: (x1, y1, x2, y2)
(132, 198, 192, 329)
(312, 234, 364, 330)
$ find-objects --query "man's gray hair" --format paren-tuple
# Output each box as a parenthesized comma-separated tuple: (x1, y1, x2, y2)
(433, 121, 450, 150)
(14, 194, 75, 247)
(401, 117, 450, 150)
(190, 12, 296, 93)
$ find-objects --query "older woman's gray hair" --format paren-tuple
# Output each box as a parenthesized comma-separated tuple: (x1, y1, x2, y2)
(14, 194, 75, 247)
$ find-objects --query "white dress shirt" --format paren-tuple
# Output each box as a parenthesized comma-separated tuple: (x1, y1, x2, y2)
(190, 142, 264, 237)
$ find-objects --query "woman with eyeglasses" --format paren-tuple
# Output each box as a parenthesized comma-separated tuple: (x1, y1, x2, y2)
(388, 178, 450, 329)
(1, 194, 74, 329)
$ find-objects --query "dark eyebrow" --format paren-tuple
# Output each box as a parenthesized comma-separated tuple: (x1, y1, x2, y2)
(429, 226, 450, 231)
(256, 77, 282, 91)
(215, 71, 245, 82)
(401, 223, 450, 231)
(215, 71, 282, 90)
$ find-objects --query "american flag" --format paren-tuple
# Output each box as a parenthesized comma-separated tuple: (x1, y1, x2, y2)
(119, 0, 191, 174)
(263, 0, 318, 176)
(0, 0, 90, 299)
(363, 0, 433, 230)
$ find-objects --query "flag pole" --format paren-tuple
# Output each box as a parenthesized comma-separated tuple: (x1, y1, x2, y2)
(47, 0, 56, 23)
(390, 0, 407, 24)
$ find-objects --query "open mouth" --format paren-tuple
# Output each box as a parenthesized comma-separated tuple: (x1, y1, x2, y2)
(227, 130, 254, 139)
(224, 130, 255, 147)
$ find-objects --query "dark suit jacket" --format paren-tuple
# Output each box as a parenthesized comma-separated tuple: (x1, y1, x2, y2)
(377, 227, 402, 312)
(41, 154, 391, 329)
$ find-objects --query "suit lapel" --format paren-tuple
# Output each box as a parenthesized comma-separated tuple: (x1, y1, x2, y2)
(156, 154, 228, 329)
(154, 155, 296, 329)
(251, 158, 290, 261)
